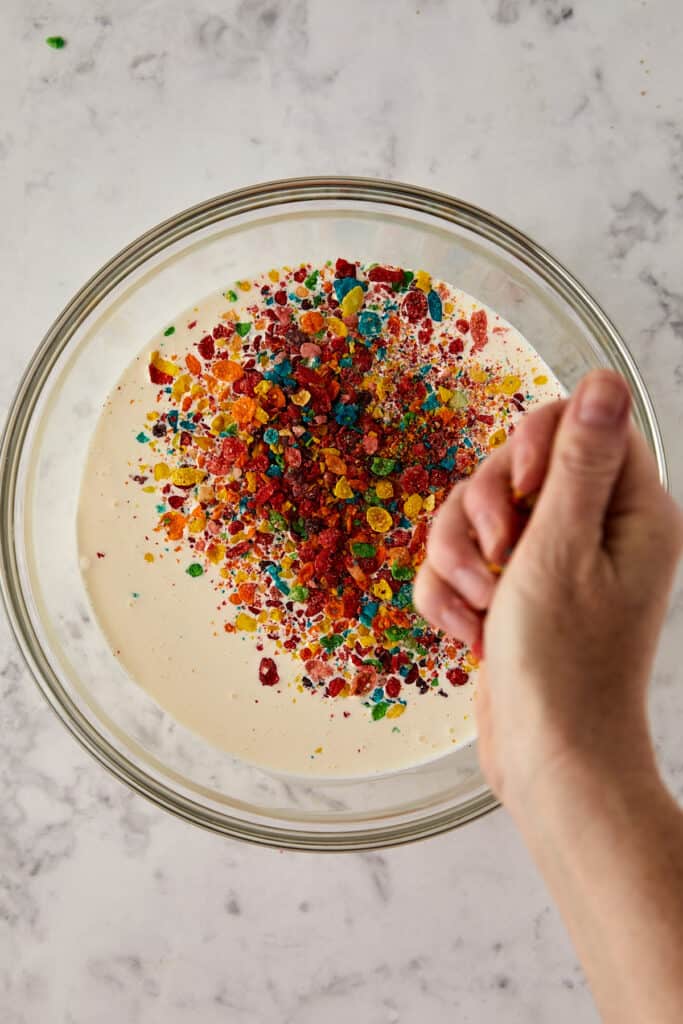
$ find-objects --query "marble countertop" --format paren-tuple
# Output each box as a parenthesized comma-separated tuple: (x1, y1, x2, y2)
(2, 1, 682, 1021)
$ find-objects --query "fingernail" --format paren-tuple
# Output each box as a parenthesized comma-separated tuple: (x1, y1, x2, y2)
(577, 376, 629, 427)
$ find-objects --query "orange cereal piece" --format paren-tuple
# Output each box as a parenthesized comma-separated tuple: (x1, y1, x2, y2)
(232, 395, 257, 426)
(185, 353, 202, 375)
(300, 310, 325, 334)
(213, 359, 244, 383)
(159, 511, 186, 541)
(237, 582, 257, 604)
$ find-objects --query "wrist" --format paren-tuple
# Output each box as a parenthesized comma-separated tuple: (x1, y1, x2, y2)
(508, 729, 661, 847)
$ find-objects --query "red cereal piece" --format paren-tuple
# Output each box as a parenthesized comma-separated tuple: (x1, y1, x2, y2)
(149, 363, 174, 385)
(259, 657, 280, 686)
(197, 335, 215, 360)
(446, 668, 469, 687)
(335, 258, 357, 278)
(470, 309, 488, 352)
(327, 677, 345, 697)
(402, 289, 428, 323)
(367, 266, 403, 284)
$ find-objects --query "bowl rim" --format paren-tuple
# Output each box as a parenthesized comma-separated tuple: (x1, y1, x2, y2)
(0, 175, 668, 850)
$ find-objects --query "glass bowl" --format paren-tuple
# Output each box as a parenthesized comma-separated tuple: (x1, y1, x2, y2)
(0, 177, 667, 850)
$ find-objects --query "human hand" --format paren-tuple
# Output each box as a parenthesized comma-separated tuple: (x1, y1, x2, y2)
(413, 370, 683, 815)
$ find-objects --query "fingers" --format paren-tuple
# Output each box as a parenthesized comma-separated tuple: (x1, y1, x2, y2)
(511, 399, 566, 496)
(529, 370, 631, 543)
(426, 485, 496, 609)
(413, 561, 483, 649)
(461, 445, 519, 565)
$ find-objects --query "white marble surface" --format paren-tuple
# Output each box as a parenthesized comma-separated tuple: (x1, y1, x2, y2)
(2, 1, 683, 1021)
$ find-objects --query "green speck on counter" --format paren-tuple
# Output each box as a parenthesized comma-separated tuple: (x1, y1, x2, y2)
(163, 326, 175, 336)
(46, 36, 66, 49)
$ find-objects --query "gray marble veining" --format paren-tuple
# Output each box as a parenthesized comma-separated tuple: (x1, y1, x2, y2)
(2, 0, 683, 1021)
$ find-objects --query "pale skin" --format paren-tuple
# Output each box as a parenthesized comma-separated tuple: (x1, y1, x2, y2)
(413, 369, 683, 1023)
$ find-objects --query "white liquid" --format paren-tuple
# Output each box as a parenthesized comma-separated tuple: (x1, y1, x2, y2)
(78, 267, 562, 776)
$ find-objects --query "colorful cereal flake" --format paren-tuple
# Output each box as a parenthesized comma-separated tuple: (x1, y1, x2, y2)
(129, 260, 545, 721)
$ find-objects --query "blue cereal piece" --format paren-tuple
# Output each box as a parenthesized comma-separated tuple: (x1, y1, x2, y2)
(333, 277, 360, 303)
(333, 401, 359, 427)
(427, 290, 443, 322)
(358, 311, 382, 338)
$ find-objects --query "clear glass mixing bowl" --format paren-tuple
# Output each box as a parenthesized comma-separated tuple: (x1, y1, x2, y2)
(0, 177, 667, 849)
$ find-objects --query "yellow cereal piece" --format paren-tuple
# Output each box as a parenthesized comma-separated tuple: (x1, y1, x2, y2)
(500, 375, 521, 396)
(357, 634, 374, 648)
(172, 373, 191, 400)
(146, 411, 159, 421)
(464, 651, 479, 669)
(206, 543, 225, 564)
(327, 315, 348, 337)
(404, 493, 423, 520)
(415, 270, 432, 292)
(372, 579, 393, 602)
(255, 379, 273, 396)
(194, 436, 213, 451)
(334, 477, 354, 499)
(533, 374, 548, 386)
(469, 366, 488, 384)
(438, 386, 453, 403)
(170, 467, 206, 487)
(153, 463, 170, 480)
(245, 471, 257, 492)
(254, 405, 269, 424)
(375, 480, 394, 500)
(314, 747, 323, 755)
(236, 612, 257, 632)
(376, 377, 389, 401)
(444, 301, 454, 315)
(150, 350, 179, 379)
(340, 285, 364, 317)
(210, 413, 226, 435)
(387, 703, 406, 719)
(237, 280, 251, 292)
(424, 493, 436, 513)
(291, 389, 311, 406)
(489, 428, 507, 449)
(142, 485, 156, 493)
(268, 269, 280, 282)
(367, 506, 393, 533)
(269, 608, 283, 622)
(144, 552, 154, 563)
(449, 390, 468, 410)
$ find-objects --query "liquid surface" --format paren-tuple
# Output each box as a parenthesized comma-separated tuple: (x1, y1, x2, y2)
(78, 260, 562, 776)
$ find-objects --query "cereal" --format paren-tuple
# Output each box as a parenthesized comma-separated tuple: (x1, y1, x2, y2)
(129, 260, 555, 724)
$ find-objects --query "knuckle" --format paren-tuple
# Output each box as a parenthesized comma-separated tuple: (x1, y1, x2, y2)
(556, 437, 618, 480)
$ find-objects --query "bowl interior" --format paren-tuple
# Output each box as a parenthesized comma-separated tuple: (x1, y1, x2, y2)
(1, 180, 666, 848)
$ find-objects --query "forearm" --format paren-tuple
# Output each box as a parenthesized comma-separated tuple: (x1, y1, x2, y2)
(513, 753, 683, 1023)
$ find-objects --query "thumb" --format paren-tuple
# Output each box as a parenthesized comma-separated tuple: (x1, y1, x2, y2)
(530, 370, 631, 542)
